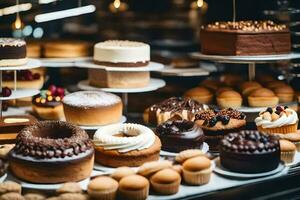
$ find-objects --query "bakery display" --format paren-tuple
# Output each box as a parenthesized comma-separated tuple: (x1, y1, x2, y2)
(184, 86, 213, 104)
(8, 121, 94, 183)
(88, 68, 150, 88)
(216, 90, 242, 108)
(0, 38, 27, 67)
(2, 70, 44, 89)
(279, 139, 296, 164)
(93, 40, 150, 67)
(255, 106, 298, 134)
(155, 119, 205, 152)
(63, 90, 122, 126)
(201, 21, 291, 55)
(32, 85, 65, 120)
(93, 123, 161, 167)
(195, 108, 246, 151)
(248, 88, 279, 107)
(144, 97, 208, 125)
(219, 130, 280, 173)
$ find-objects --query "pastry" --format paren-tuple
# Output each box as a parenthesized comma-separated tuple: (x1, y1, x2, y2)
(118, 175, 149, 200)
(216, 90, 242, 108)
(87, 176, 118, 200)
(175, 149, 206, 164)
(0, 38, 27, 67)
(56, 182, 82, 194)
(32, 85, 65, 120)
(216, 87, 233, 97)
(88, 68, 150, 88)
(93, 123, 161, 167)
(200, 79, 221, 91)
(184, 87, 213, 104)
(26, 41, 42, 58)
(182, 156, 212, 185)
(63, 91, 122, 126)
(93, 40, 150, 67)
(201, 21, 290, 55)
(111, 167, 136, 181)
(144, 97, 208, 125)
(275, 132, 300, 151)
(2, 70, 44, 89)
(9, 121, 94, 183)
(273, 85, 295, 103)
(279, 139, 296, 163)
(137, 160, 173, 178)
(0, 144, 14, 177)
(0, 181, 21, 194)
(240, 81, 262, 97)
(44, 40, 91, 58)
(0, 192, 24, 200)
(220, 74, 244, 87)
(255, 106, 298, 134)
(155, 119, 205, 153)
(248, 88, 279, 107)
(150, 169, 181, 195)
(195, 108, 246, 152)
(219, 130, 280, 173)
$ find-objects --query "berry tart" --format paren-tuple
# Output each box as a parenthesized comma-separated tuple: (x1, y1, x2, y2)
(155, 119, 205, 153)
(32, 85, 65, 120)
(195, 108, 246, 152)
(219, 130, 280, 173)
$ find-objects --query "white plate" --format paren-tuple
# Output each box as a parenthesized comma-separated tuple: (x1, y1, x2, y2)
(77, 78, 166, 93)
(213, 158, 286, 179)
(0, 89, 39, 100)
(75, 59, 164, 72)
(79, 116, 127, 130)
(0, 59, 41, 71)
(160, 142, 209, 157)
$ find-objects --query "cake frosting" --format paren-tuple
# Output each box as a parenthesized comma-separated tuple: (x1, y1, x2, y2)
(93, 40, 150, 65)
(93, 123, 156, 153)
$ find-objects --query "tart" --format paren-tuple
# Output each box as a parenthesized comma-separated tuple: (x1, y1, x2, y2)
(216, 90, 242, 109)
(93, 123, 161, 167)
(0, 38, 27, 67)
(184, 87, 213, 104)
(248, 88, 279, 107)
(9, 121, 94, 183)
(195, 108, 246, 152)
(219, 130, 280, 173)
(155, 119, 205, 153)
(273, 85, 295, 103)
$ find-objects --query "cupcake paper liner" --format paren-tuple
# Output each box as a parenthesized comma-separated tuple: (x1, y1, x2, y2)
(183, 167, 212, 186)
(118, 185, 149, 200)
(150, 178, 181, 195)
(88, 188, 118, 200)
(257, 122, 298, 135)
(281, 150, 296, 164)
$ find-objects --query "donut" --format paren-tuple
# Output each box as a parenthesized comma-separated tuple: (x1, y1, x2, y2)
(8, 121, 94, 183)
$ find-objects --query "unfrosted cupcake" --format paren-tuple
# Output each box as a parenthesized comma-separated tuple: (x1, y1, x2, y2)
(87, 176, 118, 200)
(276, 132, 300, 151)
(118, 175, 149, 200)
(255, 106, 298, 134)
(279, 140, 296, 164)
(150, 169, 181, 195)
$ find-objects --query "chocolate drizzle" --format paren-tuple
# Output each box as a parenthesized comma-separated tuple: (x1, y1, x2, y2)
(12, 121, 93, 159)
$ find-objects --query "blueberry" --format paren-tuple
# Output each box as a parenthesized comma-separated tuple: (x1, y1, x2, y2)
(284, 106, 288, 109)
(266, 107, 273, 114)
(221, 116, 230, 125)
(208, 117, 217, 127)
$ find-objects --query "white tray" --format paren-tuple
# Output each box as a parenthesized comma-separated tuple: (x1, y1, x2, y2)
(79, 116, 127, 130)
(75, 59, 164, 72)
(77, 78, 166, 93)
(0, 59, 41, 71)
(160, 142, 209, 157)
(0, 89, 39, 100)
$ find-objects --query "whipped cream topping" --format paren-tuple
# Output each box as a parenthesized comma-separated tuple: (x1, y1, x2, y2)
(93, 123, 156, 153)
(0, 38, 26, 47)
(255, 108, 298, 128)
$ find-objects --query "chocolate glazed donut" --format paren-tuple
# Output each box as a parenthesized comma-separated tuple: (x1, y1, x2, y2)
(9, 121, 94, 183)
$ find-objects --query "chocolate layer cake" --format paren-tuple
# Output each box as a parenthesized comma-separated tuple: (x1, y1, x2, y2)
(200, 21, 291, 55)
(0, 38, 27, 66)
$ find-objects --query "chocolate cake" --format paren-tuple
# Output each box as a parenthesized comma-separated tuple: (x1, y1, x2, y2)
(219, 130, 280, 173)
(156, 119, 205, 153)
(0, 38, 27, 66)
(200, 21, 291, 55)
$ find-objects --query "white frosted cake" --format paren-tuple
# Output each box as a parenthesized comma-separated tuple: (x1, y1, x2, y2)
(93, 40, 150, 67)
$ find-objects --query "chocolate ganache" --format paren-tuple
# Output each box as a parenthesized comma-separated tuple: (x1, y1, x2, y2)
(156, 119, 204, 153)
(220, 130, 280, 173)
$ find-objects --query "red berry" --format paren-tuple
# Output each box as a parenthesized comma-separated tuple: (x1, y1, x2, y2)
(276, 106, 284, 112)
(48, 85, 57, 95)
(33, 73, 41, 80)
(56, 87, 65, 96)
(1, 87, 12, 97)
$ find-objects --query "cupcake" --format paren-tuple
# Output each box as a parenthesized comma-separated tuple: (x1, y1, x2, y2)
(273, 85, 295, 103)
(255, 106, 298, 134)
(248, 88, 279, 107)
(111, 167, 136, 181)
(279, 140, 296, 164)
(216, 90, 242, 109)
(182, 156, 212, 185)
(216, 87, 233, 97)
(118, 175, 149, 200)
(220, 74, 243, 87)
(200, 79, 221, 91)
(240, 81, 262, 97)
(266, 80, 287, 89)
(150, 169, 181, 195)
(276, 132, 300, 151)
(194, 108, 246, 152)
(87, 176, 119, 200)
(184, 87, 213, 104)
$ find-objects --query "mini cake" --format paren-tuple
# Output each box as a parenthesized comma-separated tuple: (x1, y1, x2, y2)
(240, 81, 262, 97)
(248, 88, 279, 107)
(144, 97, 208, 125)
(0, 38, 27, 66)
(201, 21, 290, 55)
(184, 87, 213, 104)
(32, 85, 65, 120)
(2, 70, 44, 89)
(219, 130, 280, 173)
(93, 123, 161, 167)
(63, 91, 122, 126)
(9, 121, 94, 183)
(216, 90, 242, 109)
(155, 119, 205, 153)
(255, 106, 298, 134)
(273, 85, 295, 103)
(93, 40, 150, 67)
(279, 139, 296, 163)
(88, 68, 150, 88)
(195, 108, 246, 152)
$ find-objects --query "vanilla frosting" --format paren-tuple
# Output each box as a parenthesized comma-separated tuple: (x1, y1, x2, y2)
(93, 40, 150, 63)
(93, 123, 156, 153)
(255, 108, 298, 128)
